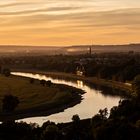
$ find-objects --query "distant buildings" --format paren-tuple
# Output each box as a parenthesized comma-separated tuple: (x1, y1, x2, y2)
(76, 64, 85, 76)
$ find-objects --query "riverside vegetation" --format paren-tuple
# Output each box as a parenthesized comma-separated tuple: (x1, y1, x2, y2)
(0, 53, 139, 140)
(0, 75, 139, 140)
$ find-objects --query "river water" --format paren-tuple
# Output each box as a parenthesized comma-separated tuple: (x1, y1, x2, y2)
(12, 72, 121, 125)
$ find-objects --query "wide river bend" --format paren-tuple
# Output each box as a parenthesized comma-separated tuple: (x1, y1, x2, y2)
(12, 72, 121, 126)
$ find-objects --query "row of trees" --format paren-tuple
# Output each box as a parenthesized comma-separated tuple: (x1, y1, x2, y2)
(0, 98, 139, 140)
(0, 53, 139, 82)
(30, 78, 52, 87)
(85, 59, 140, 82)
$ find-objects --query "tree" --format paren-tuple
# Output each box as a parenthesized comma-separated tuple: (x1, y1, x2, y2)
(46, 80, 52, 87)
(2, 94, 19, 112)
(133, 75, 140, 99)
(98, 108, 108, 120)
(30, 78, 35, 84)
(41, 124, 60, 140)
(40, 80, 46, 86)
(0, 65, 2, 74)
(72, 114, 80, 123)
(3, 68, 11, 77)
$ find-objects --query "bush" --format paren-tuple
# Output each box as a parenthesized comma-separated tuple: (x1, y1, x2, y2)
(40, 80, 46, 86)
(72, 114, 80, 123)
(2, 94, 19, 112)
(3, 68, 11, 77)
(133, 75, 140, 98)
(30, 78, 35, 84)
(46, 80, 52, 87)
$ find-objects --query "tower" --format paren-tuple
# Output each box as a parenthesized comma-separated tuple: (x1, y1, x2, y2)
(89, 46, 92, 55)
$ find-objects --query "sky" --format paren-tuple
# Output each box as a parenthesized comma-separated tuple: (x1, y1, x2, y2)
(0, 0, 139, 46)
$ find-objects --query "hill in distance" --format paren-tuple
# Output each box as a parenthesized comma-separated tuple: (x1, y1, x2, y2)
(0, 43, 139, 55)
(64, 44, 140, 54)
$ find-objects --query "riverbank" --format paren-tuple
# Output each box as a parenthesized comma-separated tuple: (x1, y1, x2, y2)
(0, 75, 84, 121)
(13, 69, 133, 96)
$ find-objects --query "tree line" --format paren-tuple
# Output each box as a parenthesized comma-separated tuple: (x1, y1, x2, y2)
(0, 53, 139, 82)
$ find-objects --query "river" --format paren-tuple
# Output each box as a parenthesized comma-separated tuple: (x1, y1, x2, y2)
(12, 72, 121, 125)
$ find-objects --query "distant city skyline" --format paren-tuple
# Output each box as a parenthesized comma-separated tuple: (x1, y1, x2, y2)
(0, 0, 139, 46)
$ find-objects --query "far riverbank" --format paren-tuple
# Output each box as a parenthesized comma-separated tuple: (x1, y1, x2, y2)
(12, 69, 132, 96)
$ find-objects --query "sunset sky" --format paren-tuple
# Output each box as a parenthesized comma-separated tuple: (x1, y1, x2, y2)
(0, 0, 140, 46)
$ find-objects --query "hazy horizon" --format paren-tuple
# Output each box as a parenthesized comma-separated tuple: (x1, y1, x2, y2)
(0, 44, 139, 55)
(0, 0, 140, 46)
(0, 43, 139, 47)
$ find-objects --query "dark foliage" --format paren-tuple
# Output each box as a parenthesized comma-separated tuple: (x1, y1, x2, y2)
(0, 54, 139, 139)
(2, 68, 11, 77)
(30, 78, 35, 84)
(133, 75, 140, 99)
(46, 80, 52, 87)
(2, 94, 19, 112)
(0, 96, 139, 140)
(0, 53, 139, 81)
(40, 80, 46, 86)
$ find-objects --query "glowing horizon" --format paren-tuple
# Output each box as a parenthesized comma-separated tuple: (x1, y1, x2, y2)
(0, 0, 140, 46)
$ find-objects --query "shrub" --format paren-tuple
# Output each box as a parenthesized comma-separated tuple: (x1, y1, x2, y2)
(3, 68, 11, 77)
(46, 80, 52, 87)
(40, 80, 46, 86)
(2, 94, 19, 112)
(30, 78, 35, 84)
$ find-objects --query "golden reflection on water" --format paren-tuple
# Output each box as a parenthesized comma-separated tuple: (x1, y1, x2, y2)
(77, 80, 83, 88)
(12, 72, 121, 125)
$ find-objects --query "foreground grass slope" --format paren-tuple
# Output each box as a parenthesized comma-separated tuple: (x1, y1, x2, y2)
(0, 75, 83, 114)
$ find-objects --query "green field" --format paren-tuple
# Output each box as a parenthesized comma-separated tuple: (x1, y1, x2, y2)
(0, 75, 83, 114)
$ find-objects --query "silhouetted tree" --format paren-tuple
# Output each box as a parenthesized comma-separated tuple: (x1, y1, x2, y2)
(2, 94, 19, 112)
(30, 78, 35, 84)
(0, 65, 2, 74)
(98, 108, 108, 120)
(133, 75, 140, 99)
(40, 80, 46, 86)
(41, 124, 61, 140)
(72, 114, 80, 123)
(3, 68, 11, 77)
(46, 80, 52, 87)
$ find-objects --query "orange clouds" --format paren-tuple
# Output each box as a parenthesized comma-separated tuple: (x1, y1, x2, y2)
(0, 0, 139, 45)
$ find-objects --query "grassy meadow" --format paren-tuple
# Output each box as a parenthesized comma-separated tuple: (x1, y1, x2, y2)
(0, 75, 83, 114)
